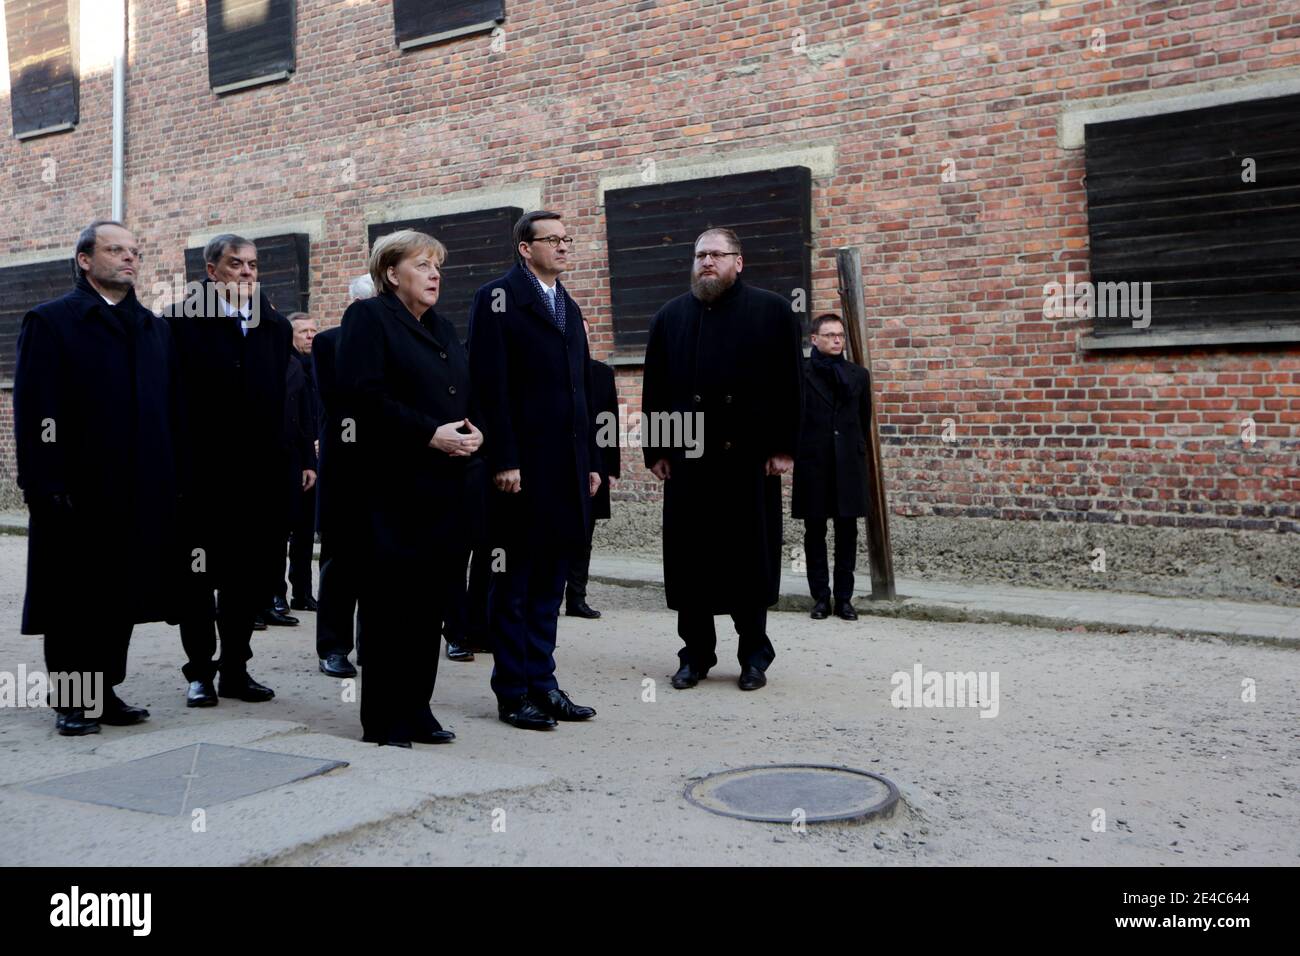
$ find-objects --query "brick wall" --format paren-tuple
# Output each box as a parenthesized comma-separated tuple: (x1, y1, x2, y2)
(1, 0, 1297, 531)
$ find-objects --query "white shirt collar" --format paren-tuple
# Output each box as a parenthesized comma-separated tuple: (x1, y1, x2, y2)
(218, 295, 253, 320)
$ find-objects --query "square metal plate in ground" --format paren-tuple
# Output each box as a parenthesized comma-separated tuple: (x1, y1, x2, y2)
(685, 764, 900, 824)
(22, 743, 347, 816)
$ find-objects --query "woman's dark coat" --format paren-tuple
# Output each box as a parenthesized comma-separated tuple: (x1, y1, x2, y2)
(335, 291, 480, 566)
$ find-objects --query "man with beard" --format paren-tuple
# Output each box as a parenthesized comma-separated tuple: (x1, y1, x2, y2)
(791, 314, 871, 621)
(641, 227, 803, 691)
(14, 220, 182, 734)
(165, 234, 294, 707)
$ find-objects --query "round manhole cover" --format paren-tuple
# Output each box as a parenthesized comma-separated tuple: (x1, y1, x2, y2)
(684, 764, 900, 824)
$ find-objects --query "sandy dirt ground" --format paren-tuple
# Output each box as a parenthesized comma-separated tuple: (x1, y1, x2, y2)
(0, 535, 1296, 866)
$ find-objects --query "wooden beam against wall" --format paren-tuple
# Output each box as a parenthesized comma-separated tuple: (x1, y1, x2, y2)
(836, 246, 896, 600)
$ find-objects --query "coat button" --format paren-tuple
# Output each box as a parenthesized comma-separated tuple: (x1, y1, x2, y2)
(440, 351, 447, 360)
(693, 394, 702, 403)
(834, 429, 840, 435)
(723, 441, 732, 450)
(724, 394, 732, 403)
(448, 385, 457, 395)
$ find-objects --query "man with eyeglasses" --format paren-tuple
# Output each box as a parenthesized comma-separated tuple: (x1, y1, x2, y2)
(14, 220, 182, 735)
(468, 210, 602, 730)
(791, 314, 872, 621)
(642, 227, 803, 692)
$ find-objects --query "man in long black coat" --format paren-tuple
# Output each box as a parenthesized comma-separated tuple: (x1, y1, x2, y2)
(311, 323, 359, 678)
(269, 313, 318, 619)
(791, 314, 872, 621)
(14, 220, 181, 734)
(642, 227, 803, 692)
(164, 234, 294, 707)
(467, 210, 602, 731)
(565, 328, 620, 619)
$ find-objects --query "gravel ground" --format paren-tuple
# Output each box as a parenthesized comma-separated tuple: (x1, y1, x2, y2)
(0, 535, 1295, 866)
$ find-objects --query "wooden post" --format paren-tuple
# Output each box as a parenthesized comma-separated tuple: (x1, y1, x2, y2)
(836, 247, 895, 600)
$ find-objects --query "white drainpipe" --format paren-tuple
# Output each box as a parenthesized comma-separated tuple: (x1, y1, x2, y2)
(111, 2, 126, 221)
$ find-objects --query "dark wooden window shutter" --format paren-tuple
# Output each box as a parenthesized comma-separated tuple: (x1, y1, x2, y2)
(0, 258, 73, 383)
(392, 0, 505, 50)
(205, 0, 296, 94)
(1083, 93, 1300, 348)
(605, 166, 813, 352)
(368, 206, 521, 340)
(185, 233, 310, 315)
(5, 0, 78, 138)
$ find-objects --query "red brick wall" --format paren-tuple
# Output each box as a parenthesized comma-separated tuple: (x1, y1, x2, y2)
(2, 0, 1297, 528)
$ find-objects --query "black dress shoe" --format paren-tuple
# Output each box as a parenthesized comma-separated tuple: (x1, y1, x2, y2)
(319, 653, 357, 678)
(290, 595, 319, 612)
(532, 688, 595, 721)
(55, 709, 101, 736)
(252, 612, 268, 631)
(445, 641, 474, 662)
(498, 697, 556, 730)
(272, 595, 291, 614)
(671, 663, 707, 689)
(262, 608, 299, 626)
(99, 695, 149, 726)
(835, 599, 859, 621)
(738, 666, 767, 691)
(186, 680, 218, 707)
(218, 673, 275, 702)
(412, 715, 456, 744)
(565, 601, 602, 619)
(810, 598, 831, 620)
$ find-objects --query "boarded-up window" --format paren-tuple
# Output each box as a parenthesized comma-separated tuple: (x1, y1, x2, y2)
(392, 0, 505, 50)
(5, 0, 78, 138)
(1082, 93, 1300, 348)
(185, 233, 310, 315)
(206, 0, 296, 94)
(0, 258, 71, 383)
(605, 166, 813, 352)
(368, 206, 520, 340)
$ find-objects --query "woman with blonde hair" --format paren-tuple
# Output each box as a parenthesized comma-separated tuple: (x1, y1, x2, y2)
(336, 230, 483, 747)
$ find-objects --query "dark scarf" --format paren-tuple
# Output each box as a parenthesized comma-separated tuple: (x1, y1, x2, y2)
(521, 263, 567, 335)
(810, 345, 852, 401)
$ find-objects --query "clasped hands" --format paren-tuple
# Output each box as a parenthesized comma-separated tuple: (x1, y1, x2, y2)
(430, 419, 483, 457)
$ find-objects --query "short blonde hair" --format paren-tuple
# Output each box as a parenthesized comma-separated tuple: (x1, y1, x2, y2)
(369, 229, 447, 295)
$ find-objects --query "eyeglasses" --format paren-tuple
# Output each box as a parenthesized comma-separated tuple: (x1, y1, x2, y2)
(100, 244, 144, 261)
(816, 331, 845, 340)
(694, 251, 739, 262)
(529, 236, 575, 248)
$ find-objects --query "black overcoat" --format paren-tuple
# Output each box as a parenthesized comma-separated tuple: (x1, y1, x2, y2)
(277, 350, 318, 524)
(164, 281, 293, 581)
(14, 276, 183, 633)
(641, 278, 803, 612)
(589, 358, 621, 521)
(311, 326, 358, 548)
(335, 292, 480, 567)
(791, 355, 873, 520)
(467, 265, 598, 553)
